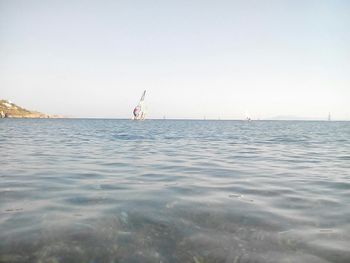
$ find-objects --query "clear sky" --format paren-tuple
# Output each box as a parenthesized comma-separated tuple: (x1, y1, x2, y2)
(1, 0, 349, 119)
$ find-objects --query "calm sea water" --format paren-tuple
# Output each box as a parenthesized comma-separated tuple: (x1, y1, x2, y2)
(0, 119, 349, 263)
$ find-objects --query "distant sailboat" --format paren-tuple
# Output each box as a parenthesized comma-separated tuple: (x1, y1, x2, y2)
(245, 111, 252, 121)
(133, 90, 147, 120)
(328, 112, 331, 121)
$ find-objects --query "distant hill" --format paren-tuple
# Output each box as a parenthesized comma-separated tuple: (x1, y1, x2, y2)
(0, 99, 60, 118)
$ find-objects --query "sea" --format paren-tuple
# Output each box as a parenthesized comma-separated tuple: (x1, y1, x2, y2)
(0, 119, 349, 263)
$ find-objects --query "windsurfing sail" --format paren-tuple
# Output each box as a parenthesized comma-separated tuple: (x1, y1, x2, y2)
(133, 90, 147, 120)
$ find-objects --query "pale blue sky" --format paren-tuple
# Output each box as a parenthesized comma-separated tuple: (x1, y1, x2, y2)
(1, 0, 349, 119)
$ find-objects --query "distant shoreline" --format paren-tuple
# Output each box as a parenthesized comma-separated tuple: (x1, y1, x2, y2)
(0, 99, 64, 119)
(2, 118, 348, 122)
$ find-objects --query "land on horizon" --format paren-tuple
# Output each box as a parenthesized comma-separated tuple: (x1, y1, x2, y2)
(1, 99, 345, 121)
(0, 99, 62, 118)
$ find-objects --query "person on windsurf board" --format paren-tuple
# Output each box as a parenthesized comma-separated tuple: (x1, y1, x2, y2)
(133, 90, 146, 120)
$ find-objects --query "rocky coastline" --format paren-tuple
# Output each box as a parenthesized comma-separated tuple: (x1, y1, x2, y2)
(0, 99, 62, 118)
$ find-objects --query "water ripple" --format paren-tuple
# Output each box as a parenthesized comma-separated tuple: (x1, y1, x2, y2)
(0, 119, 349, 262)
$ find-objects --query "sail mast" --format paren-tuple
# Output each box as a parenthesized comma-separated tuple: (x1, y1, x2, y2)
(140, 90, 146, 102)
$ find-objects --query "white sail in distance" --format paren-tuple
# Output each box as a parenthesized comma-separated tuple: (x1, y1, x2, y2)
(133, 90, 147, 120)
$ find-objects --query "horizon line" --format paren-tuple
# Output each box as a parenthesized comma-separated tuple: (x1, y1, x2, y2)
(13, 117, 349, 122)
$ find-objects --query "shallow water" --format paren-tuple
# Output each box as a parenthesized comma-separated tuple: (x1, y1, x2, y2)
(0, 119, 349, 263)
